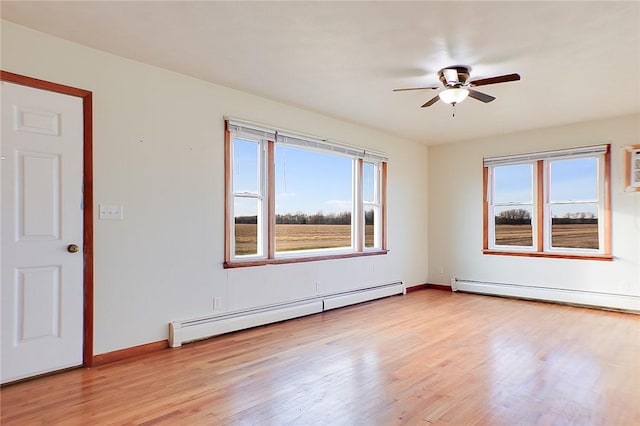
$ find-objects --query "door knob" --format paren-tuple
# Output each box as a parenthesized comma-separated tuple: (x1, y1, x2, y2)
(67, 244, 80, 253)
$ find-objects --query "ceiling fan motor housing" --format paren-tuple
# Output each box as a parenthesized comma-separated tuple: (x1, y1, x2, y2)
(439, 65, 471, 87)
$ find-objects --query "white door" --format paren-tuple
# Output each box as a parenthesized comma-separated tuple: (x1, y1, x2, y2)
(1, 81, 84, 383)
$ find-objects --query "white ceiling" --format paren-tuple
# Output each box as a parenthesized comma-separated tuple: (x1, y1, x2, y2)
(2, 1, 639, 145)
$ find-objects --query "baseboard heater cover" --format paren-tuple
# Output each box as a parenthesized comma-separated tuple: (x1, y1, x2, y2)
(452, 278, 640, 312)
(323, 282, 405, 310)
(169, 281, 404, 347)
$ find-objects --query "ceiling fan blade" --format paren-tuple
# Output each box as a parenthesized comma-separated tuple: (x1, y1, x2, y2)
(468, 89, 496, 103)
(421, 95, 440, 108)
(442, 68, 459, 84)
(393, 86, 440, 92)
(469, 73, 520, 87)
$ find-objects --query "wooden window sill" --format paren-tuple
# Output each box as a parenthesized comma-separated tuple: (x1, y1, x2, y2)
(483, 249, 612, 261)
(224, 249, 388, 269)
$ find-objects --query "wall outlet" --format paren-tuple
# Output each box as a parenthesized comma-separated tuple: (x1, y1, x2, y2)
(213, 297, 222, 310)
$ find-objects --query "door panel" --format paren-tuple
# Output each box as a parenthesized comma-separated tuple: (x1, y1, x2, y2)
(19, 152, 61, 239)
(1, 81, 84, 383)
(17, 266, 61, 341)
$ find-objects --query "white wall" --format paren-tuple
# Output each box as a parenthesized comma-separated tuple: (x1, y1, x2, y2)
(1, 21, 429, 354)
(428, 114, 640, 308)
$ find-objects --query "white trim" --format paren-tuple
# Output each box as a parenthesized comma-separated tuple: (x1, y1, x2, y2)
(274, 245, 354, 258)
(453, 279, 640, 312)
(484, 144, 608, 167)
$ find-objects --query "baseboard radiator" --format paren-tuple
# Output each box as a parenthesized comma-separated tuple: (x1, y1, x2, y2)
(169, 281, 405, 347)
(451, 278, 640, 312)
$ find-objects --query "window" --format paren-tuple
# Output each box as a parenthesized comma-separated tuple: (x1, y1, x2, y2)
(225, 119, 387, 267)
(274, 144, 353, 253)
(363, 161, 383, 249)
(491, 163, 534, 248)
(624, 145, 640, 192)
(232, 137, 265, 257)
(483, 145, 611, 260)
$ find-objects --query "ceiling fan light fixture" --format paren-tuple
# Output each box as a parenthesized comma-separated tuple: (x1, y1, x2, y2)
(438, 88, 469, 105)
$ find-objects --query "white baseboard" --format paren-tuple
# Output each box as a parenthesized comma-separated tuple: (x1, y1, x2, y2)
(452, 278, 640, 312)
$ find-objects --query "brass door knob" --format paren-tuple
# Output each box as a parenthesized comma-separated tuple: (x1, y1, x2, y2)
(67, 244, 80, 253)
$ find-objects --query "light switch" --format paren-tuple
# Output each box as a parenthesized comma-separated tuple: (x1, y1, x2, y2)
(99, 204, 123, 220)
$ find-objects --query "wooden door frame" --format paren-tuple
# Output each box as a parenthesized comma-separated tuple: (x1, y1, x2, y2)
(1, 70, 94, 367)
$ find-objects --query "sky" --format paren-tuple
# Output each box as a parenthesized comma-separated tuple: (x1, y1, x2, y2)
(233, 138, 358, 216)
(274, 145, 353, 215)
(493, 157, 599, 217)
(234, 137, 599, 219)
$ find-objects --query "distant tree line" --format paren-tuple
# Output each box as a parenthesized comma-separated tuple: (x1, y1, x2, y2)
(495, 209, 531, 225)
(235, 215, 258, 224)
(495, 209, 598, 225)
(551, 217, 597, 225)
(276, 211, 351, 225)
(235, 210, 374, 225)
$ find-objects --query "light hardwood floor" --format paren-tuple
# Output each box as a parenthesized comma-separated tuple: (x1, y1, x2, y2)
(2, 289, 639, 425)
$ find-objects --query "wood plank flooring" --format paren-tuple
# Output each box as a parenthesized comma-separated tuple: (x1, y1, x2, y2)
(2, 290, 639, 425)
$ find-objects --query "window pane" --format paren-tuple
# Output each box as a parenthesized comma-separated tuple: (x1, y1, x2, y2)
(493, 164, 532, 204)
(234, 197, 259, 256)
(275, 145, 353, 252)
(550, 157, 597, 202)
(363, 162, 376, 203)
(494, 206, 533, 247)
(365, 207, 375, 248)
(233, 138, 260, 194)
(550, 204, 599, 249)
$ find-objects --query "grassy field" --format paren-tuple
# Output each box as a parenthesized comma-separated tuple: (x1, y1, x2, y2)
(550, 223, 599, 249)
(236, 223, 598, 255)
(235, 224, 373, 255)
(496, 223, 598, 249)
(495, 224, 533, 246)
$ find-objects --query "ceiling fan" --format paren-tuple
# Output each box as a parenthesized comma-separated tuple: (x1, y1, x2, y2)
(393, 65, 520, 110)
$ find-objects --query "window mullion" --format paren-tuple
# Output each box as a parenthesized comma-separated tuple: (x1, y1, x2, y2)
(267, 140, 275, 259)
(537, 160, 544, 252)
(355, 158, 364, 252)
(381, 161, 388, 250)
(550, 199, 599, 205)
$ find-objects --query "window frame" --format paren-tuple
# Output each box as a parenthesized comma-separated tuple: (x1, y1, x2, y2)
(362, 160, 384, 251)
(272, 142, 356, 257)
(543, 154, 604, 253)
(487, 162, 537, 252)
(483, 145, 612, 261)
(224, 119, 388, 268)
(229, 136, 268, 259)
